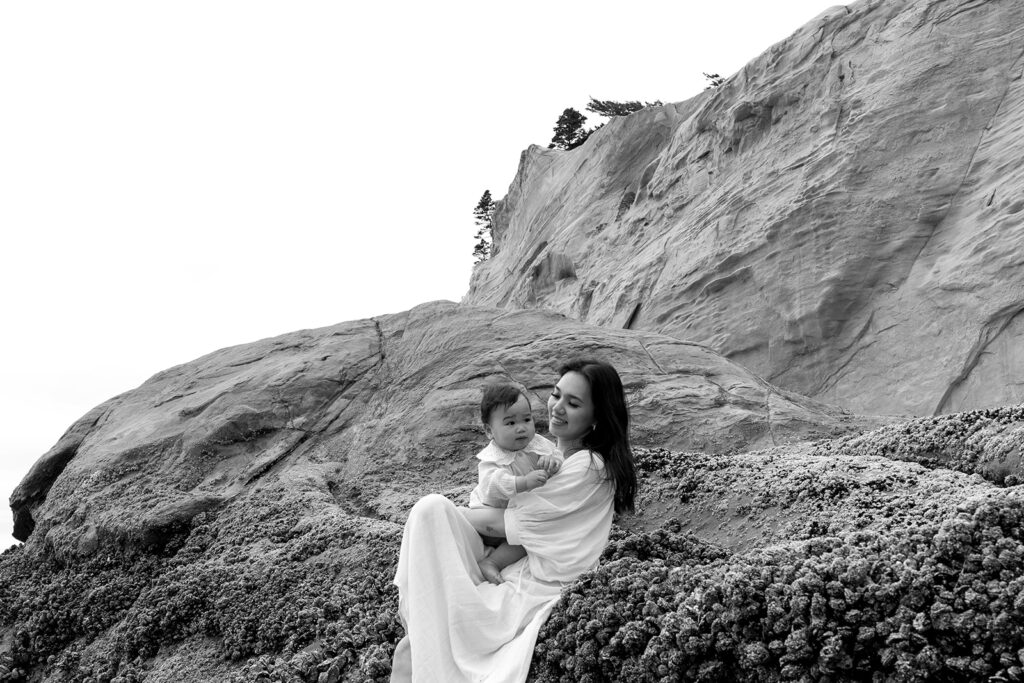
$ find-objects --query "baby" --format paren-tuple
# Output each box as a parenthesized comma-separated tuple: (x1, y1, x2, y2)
(470, 383, 562, 584)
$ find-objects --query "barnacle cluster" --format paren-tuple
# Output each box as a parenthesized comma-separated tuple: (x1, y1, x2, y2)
(0, 488, 404, 683)
(0, 548, 161, 682)
(3, 408, 1024, 681)
(812, 405, 1024, 485)
(531, 448, 1024, 682)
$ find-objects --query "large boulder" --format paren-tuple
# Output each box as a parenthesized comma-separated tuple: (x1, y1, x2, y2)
(10, 301, 878, 556)
(464, 0, 1024, 417)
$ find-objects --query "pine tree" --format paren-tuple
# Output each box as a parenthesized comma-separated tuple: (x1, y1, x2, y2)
(472, 190, 495, 264)
(548, 108, 592, 150)
(585, 97, 663, 117)
(703, 72, 725, 89)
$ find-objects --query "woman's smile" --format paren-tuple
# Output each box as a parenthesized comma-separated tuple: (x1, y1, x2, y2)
(547, 371, 595, 444)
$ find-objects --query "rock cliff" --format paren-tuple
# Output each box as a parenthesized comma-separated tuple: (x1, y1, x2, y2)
(464, 0, 1024, 417)
(9, 302, 871, 556)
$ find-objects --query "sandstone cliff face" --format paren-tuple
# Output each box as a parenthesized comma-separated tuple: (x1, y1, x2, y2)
(9, 301, 873, 555)
(464, 0, 1024, 417)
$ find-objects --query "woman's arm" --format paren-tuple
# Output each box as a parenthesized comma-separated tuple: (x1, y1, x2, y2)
(503, 451, 615, 582)
(459, 506, 506, 537)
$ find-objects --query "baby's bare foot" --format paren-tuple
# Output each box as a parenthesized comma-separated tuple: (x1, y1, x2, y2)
(478, 558, 503, 585)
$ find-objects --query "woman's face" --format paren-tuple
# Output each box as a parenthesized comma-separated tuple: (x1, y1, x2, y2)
(547, 371, 596, 443)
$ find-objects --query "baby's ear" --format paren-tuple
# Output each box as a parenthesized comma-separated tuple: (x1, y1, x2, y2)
(483, 424, 493, 438)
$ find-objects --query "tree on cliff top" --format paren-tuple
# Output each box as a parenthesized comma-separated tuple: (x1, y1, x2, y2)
(704, 72, 725, 89)
(585, 97, 662, 117)
(548, 98, 664, 151)
(472, 190, 494, 264)
(548, 108, 592, 151)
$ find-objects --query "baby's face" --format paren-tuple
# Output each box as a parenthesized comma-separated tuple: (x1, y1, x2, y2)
(487, 394, 536, 451)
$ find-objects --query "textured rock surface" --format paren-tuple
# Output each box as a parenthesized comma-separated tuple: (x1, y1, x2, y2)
(533, 447, 1024, 681)
(464, 0, 1024, 416)
(4, 409, 1024, 682)
(9, 301, 875, 556)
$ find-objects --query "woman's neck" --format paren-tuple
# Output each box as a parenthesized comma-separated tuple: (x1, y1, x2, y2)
(557, 437, 587, 455)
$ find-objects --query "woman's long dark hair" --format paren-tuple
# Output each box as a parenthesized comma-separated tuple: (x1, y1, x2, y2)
(558, 358, 637, 514)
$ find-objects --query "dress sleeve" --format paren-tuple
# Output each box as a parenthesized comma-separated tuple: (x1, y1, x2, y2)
(529, 435, 564, 465)
(503, 451, 614, 582)
(476, 461, 518, 504)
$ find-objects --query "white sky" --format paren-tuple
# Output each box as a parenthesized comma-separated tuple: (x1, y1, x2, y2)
(0, 0, 849, 546)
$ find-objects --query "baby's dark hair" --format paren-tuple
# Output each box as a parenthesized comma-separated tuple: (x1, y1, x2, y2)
(480, 383, 530, 425)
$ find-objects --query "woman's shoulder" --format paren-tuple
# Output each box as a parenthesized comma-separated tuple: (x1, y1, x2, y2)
(563, 449, 606, 472)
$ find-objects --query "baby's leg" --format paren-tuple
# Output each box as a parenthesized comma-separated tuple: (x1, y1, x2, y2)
(477, 542, 528, 585)
(460, 506, 506, 537)
(461, 505, 506, 547)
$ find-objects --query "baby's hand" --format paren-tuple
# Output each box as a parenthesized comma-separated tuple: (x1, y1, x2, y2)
(478, 558, 504, 585)
(524, 469, 549, 490)
(538, 454, 562, 475)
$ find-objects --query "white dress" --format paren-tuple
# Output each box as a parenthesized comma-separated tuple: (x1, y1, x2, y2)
(391, 450, 614, 682)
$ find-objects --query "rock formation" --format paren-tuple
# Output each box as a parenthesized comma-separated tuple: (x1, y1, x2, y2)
(3, 403, 1024, 681)
(464, 0, 1024, 417)
(10, 301, 873, 557)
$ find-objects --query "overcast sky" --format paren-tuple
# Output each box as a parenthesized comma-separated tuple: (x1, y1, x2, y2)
(1, 0, 850, 546)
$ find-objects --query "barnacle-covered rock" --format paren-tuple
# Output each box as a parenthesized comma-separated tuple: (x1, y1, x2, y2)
(812, 406, 1024, 485)
(0, 491, 404, 683)
(532, 486, 1024, 681)
(6, 431, 1024, 681)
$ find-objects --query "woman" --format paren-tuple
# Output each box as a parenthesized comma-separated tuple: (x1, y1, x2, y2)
(390, 358, 637, 682)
